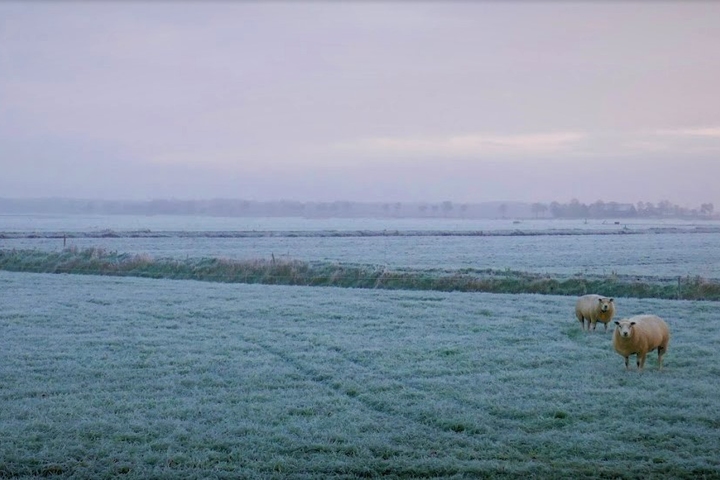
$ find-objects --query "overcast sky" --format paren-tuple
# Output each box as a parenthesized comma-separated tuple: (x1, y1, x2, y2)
(1, 1, 719, 206)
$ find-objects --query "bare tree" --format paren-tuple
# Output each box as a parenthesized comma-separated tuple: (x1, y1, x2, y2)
(531, 202, 548, 218)
(460, 203, 469, 217)
(498, 203, 508, 218)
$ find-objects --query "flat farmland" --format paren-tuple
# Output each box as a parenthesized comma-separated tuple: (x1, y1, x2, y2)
(5, 214, 712, 233)
(1, 271, 719, 478)
(4, 215, 720, 279)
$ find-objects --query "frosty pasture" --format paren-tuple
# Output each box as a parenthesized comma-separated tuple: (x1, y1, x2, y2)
(1, 271, 719, 478)
(4, 215, 720, 279)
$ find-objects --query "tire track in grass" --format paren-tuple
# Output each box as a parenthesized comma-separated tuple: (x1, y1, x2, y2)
(235, 342, 533, 479)
(236, 322, 522, 463)
(273, 331, 535, 439)
(234, 322, 636, 479)
(234, 302, 657, 475)
(231, 291, 591, 451)
(229, 329, 492, 477)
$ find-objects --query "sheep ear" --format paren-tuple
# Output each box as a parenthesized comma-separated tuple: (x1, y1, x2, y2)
(614, 321, 620, 325)
(609, 298, 614, 302)
(630, 321, 636, 326)
(598, 298, 603, 303)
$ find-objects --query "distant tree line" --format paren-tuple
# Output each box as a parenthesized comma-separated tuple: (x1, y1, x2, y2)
(0, 197, 715, 219)
(531, 199, 715, 219)
(0, 198, 526, 219)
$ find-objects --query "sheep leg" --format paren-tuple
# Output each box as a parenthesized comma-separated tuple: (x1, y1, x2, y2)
(624, 356, 630, 370)
(638, 353, 647, 370)
(657, 346, 665, 370)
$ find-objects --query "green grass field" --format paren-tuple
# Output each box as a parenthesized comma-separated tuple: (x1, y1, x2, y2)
(1, 270, 719, 478)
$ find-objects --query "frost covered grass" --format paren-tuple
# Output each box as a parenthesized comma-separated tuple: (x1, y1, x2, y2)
(1, 271, 719, 478)
(1, 247, 720, 301)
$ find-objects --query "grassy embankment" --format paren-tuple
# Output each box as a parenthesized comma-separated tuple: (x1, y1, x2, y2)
(1, 247, 719, 301)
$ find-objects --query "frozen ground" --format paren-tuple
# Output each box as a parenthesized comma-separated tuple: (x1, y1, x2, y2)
(1, 271, 718, 478)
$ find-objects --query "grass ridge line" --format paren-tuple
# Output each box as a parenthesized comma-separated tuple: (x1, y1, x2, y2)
(1, 247, 719, 301)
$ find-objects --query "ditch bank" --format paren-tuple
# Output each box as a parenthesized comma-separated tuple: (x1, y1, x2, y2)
(1, 247, 718, 301)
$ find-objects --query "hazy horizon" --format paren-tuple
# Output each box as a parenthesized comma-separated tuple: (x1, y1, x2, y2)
(2, 2, 719, 207)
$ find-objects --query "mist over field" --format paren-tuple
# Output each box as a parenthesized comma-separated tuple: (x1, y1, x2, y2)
(0, 197, 716, 220)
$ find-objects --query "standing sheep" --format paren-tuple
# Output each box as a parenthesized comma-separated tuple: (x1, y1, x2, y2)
(613, 315, 670, 371)
(575, 294, 615, 332)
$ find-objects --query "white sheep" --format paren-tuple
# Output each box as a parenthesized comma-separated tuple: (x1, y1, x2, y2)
(612, 315, 670, 370)
(575, 294, 615, 332)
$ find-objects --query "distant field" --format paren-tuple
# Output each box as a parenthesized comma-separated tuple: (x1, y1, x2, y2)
(1, 271, 719, 478)
(4, 214, 720, 279)
(4, 213, 718, 233)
